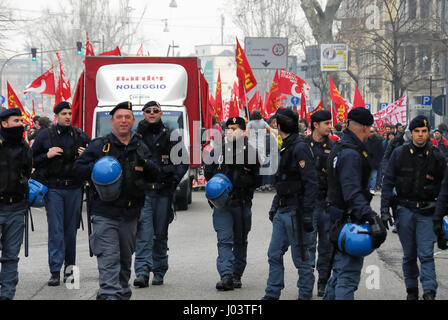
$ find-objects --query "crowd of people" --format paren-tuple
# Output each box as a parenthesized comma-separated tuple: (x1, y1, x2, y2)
(1, 101, 448, 301)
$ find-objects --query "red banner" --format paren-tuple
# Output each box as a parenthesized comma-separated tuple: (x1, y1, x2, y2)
(236, 38, 257, 94)
(7, 81, 31, 124)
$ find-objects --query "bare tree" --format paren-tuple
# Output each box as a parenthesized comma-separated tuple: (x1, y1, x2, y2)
(0, 0, 21, 57)
(21, 0, 147, 91)
(340, 0, 446, 101)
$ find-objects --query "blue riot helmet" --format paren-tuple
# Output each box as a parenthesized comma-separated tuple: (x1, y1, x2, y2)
(205, 173, 233, 209)
(444, 218, 448, 240)
(91, 156, 123, 202)
(338, 223, 374, 257)
(28, 179, 48, 207)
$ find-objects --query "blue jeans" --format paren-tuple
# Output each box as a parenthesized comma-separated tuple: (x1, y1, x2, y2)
(134, 193, 171, 277)
(45, 188, 82, 273)
(90, 214, 138, 300)
(368, 169, 378, 190)
(0, 208, 25, 299)
(264, 207, 315, 300)
(310, 206, 332, 282)
(323, 250, 364, 300)
(212, 203, 252, 278)
(396, 205, 437, 292)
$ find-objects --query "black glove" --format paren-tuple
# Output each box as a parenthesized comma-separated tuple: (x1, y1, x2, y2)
(303, 212, 314, 233)
(381, 208, 394, 230)
(269, 209, 276, 222)
(433, 220, 448, 250)
(369, 215, 387, 249)
(437, 238, 448, 250)
(433, 220, 444, 238)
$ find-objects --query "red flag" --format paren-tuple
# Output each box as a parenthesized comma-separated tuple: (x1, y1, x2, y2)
(329, 76, 348, 123)
(99, 46, 121, 56)
(137, 44, 144, 57)
(353, 86, 366, 108)
(262, 91, 270, 118)
(306, 99, 324, 122)
(214, 71, 223, 121)
(228, 95, 240, 119)
(299, 95, 307, 120)
(279, 69, 310, 100)
(56, 52, 71, 101)
(32, 100, 36, 118)
(24, 66, 56, 95)
(7, 81, 31, 124)
(85, 32, 95, 56)
(266, 70, 280, 116)
(248, 92, 259, 115)
(235, 37, 257, 94)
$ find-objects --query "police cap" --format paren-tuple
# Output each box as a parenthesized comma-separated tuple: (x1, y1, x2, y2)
(409, 115, 430, 131)
(0, 108, 22, 121)
(347, 107, 374, 126)
(225, 116, 246, 130)
(54, 101, 71, 115)
(110, 101, 133, 116)
(142, 101, 161, 111)
(311, 110, 332, 123)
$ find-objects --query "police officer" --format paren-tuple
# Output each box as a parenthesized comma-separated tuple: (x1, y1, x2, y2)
(204, 116, 260, 291)
(133, 101, 188, 288)
(262, 108, 318, 300)
(324, 108, 386, 300)
(0, 108, 32, 300)
(381, 115, 446, 300)
(305, 110, 334, 297)
(73, 101, 160, 300)
(31, 101, 90, 286)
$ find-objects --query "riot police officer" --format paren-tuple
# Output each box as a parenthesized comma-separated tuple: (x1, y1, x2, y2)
(73, 101, 160, 300)
(133, 101, 188, 288)
(262, 108, 318, 300)
(304, 110, 334, 297)
(31, 101, 90, 286)
(204, 116, 260, 291)
(381, 115, 446, 300)
(0, 108, 32, 300)
(324, 108, 386, 300)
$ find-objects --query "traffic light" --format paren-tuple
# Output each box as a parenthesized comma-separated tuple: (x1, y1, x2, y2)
(31, 48, 37, 61)
(76, 41, 82, 55)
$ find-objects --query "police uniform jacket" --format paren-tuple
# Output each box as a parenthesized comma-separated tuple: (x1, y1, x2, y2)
(32, 124, 90, 188)
(305, 135, 334, 202)
(204, 137, 261, 203)
(327, 129, 376, 222)
(0, 130, 33, 211)
(73, 132, 160, 220)
(270, 133, 318, 216)
(137, 120, 189, 194)
(381, 141, 446, 212)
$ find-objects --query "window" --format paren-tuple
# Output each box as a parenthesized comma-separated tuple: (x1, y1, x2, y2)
(408, 0, 417, 18)
(419, 46, 432, 72)
(420, 0, 431, 18)
(405, 46, 416, 72)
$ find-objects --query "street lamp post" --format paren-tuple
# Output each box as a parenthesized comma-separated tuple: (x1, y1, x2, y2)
(0, 52, 33, 100)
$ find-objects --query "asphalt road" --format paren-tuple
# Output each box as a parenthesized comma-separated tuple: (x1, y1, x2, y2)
(13, 190, 448, 300)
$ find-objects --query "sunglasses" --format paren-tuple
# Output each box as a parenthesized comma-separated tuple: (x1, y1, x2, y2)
(144, 108, 160, 114)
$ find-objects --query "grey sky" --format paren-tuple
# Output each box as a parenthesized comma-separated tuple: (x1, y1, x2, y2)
(6, 0, 241, 57)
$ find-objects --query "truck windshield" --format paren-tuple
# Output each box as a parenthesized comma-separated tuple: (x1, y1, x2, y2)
(95, 110, 184, 138)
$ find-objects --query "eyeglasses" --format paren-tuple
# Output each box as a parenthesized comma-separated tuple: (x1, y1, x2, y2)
(144, 108, 160, 114)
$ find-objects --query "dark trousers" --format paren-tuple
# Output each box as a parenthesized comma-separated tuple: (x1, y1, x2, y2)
(45, 188, 82, 273)
(90, 214, 138, 300)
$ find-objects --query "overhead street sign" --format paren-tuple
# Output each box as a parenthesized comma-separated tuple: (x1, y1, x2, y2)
(244, 37, 288, 70)
(320, 43, 348, 72)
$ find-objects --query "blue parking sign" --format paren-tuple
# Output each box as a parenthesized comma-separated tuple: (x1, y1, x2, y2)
(422, 96, 432, 106)
(0, 95, 5, 105)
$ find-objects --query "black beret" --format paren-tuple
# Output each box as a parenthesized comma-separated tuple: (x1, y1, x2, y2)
(347, 107, 374, 126)
(0, 108, 22, 121)
(54, 101, 71, 115)
(110, 101, 133, 116)
(142, 101, 161, 111)
(275, 108, 298, 122)
(409, 115, 430, 131)
(225, 116, 246, 130)
(311, 110, 332, 123)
